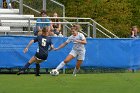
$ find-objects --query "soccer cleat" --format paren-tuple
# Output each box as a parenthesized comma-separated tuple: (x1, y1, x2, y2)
(73, 72, 76, 76)
(73, 73, 76, 76)
(35, 74, 41, 76)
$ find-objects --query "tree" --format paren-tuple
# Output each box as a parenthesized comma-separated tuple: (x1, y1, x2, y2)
(58, 0, 133, 37)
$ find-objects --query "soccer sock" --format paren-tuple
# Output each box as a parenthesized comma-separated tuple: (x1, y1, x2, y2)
(73, 67, 77, 75)
(73, 67, 80, 75)
(56, 61, 65, 70)
(36, 63, 40, 75)
(22, 62, 31, 72)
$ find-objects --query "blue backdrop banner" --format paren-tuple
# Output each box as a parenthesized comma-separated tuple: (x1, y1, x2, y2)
(0, 36, 140, 69)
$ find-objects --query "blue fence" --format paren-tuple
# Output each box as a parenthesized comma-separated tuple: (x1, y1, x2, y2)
(0, 36, 140, 69)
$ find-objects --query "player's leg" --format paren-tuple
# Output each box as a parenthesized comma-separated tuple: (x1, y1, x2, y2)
(73, 60, 83, 76)
(35, 63, 40, 76)
(35, 59, 43, 76)
(55, 54, 74, 70)
(17, 56, 36, 75)
(73, 50, 85, 76)
(34, 53, 48, 76)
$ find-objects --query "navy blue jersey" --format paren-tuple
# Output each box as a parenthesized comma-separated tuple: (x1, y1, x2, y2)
(34, 35, 52, 57)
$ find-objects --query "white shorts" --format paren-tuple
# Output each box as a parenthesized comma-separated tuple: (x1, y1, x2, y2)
(69, 49, 86, 60)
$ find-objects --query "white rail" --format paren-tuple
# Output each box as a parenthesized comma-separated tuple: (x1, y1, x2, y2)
(0, 17, 119, 38)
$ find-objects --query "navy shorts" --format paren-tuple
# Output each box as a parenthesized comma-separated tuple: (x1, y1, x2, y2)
(35, 52, 48, 60)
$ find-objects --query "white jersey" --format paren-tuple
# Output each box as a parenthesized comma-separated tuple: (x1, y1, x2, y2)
(66, 32, 86, 51)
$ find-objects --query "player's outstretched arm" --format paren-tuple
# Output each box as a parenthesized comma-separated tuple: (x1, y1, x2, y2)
(54, 42, 68, 51)
(23, 40, 34, 53)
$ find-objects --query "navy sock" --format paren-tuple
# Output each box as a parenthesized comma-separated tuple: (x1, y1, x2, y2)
(22, 62, 31, 72)
(36, 63, 40, 75)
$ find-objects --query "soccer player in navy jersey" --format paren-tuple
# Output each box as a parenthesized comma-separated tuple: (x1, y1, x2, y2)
(17, 27, 54, 76)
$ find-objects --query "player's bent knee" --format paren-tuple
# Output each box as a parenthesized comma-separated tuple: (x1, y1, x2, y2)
(64, 60, 69, 63)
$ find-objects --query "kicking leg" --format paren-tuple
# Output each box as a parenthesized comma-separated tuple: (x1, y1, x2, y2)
(17, 56, 36, 75)
(56, 54, 74, 71)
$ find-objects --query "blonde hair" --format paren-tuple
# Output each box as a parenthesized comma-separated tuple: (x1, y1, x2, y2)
(72, 24, 82, 31)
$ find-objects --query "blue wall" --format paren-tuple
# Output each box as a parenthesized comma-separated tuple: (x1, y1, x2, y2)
(0, 36, 140, 69)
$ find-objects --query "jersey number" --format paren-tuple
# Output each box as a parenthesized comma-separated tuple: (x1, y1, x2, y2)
(42, 38, 47, 46)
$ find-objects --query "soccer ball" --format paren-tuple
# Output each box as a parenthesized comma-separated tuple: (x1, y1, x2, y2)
(50, 69, 59, 76)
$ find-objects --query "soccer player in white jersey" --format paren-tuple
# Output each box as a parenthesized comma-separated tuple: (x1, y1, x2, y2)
(53, 25, 87, 76)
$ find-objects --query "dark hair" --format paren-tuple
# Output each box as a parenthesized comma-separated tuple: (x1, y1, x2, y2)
(42, 27, 50, 33)
(40, 10, 46, 15)
(42, 27, 47, 33)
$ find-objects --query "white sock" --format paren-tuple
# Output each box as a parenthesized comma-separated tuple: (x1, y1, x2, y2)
(56, 61, 65, 70)
(73, 67, 80, 75)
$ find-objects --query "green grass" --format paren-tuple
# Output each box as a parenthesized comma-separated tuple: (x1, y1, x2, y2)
(0, 73, 140, 93)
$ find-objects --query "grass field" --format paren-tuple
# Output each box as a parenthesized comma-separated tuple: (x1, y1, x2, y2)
(0, 73, 140, 93)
